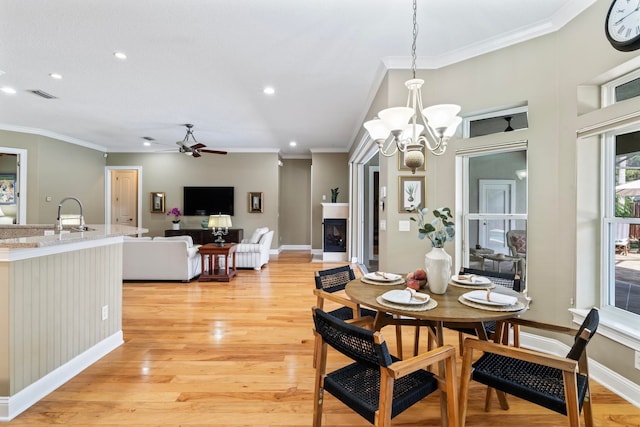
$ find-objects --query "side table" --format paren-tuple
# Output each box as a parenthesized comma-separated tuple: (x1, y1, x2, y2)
(480, 253, 520, 274)
(198, 243, 237, 282)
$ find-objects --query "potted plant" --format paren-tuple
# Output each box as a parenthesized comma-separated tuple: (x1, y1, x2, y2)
(410, 205, 455, 294)
(167, 207, 182, 230)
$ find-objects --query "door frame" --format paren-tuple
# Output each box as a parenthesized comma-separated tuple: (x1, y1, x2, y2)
(105, 166, 143, 229)
(0, 147, 27, 224)
(478, 179, 516, 251)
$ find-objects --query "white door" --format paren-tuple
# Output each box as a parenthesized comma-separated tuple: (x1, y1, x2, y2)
(479, 179, 515, 253)
(111, 169, 138, 226)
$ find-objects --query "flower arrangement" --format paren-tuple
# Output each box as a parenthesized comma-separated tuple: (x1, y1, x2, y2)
(410, 205, 455, 248)
(167, 207, 182, 223)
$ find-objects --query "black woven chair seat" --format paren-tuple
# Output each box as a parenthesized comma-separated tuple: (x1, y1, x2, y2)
(328, 306, 380, 322)
(472, 352, 589, 415)
(325, 362, 438, 424)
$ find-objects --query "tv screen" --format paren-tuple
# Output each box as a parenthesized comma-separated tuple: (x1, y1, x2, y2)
(183, 186, 234, 216)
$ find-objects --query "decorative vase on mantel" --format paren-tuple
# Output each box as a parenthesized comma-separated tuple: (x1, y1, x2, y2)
(425, 247, 452, 294)
(172, 221, 180, 231)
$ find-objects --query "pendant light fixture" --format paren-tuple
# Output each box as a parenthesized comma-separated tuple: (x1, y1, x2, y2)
(363, 0, 462, 173)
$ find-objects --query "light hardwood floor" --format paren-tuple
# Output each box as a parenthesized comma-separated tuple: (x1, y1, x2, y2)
(8, 251, 640, 426)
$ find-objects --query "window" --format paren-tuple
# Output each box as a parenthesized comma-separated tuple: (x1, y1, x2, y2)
(603, 129, 640, 317)
(463, 106, 529, 138)
(601, 69, 640, 107)
(458, 145, 528, 290)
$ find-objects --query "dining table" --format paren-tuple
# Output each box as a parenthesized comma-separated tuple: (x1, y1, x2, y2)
(345, 274, 530, 427)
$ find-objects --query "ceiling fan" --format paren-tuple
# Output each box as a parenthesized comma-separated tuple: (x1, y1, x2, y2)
(176, 124, 227, 158)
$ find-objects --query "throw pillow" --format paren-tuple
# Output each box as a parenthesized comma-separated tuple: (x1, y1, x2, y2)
(249, 227, 269, 244)
(511, 234, 526, 254)
(154, 235, 194, 247)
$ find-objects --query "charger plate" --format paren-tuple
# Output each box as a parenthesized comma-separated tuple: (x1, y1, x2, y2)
(458, 295, 525, 312)
(376, 296, 438, 311)
(361, 277, 405, 286)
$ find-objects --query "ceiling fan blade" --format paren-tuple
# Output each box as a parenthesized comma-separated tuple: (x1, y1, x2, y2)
(199, 149, 228, 155)
(191, 150, 202, 158)
(190, 143, 206, 150)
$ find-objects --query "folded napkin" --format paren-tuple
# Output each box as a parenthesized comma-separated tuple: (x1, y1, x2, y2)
(457, 274, 490, 284)
(465, 290, 518, 305)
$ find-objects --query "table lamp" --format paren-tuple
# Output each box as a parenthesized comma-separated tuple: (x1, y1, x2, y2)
(208, 213, 232, 246)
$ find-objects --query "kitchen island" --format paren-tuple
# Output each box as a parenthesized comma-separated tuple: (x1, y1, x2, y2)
(0, 224, 146, 421)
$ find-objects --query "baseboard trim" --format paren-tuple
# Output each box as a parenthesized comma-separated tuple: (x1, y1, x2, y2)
(0, 331, 124, 422)
(520, 331, 640, 407)
(278, 245, 311, 251)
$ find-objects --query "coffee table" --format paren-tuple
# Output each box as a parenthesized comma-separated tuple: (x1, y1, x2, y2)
(198, 243, 237, 282)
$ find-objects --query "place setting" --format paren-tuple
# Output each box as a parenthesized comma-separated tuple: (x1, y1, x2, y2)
(449, 273, 496, 289)
(457, 288, 525, 312)
(375, 287, 438, 311)
(360, 271, 405, 286)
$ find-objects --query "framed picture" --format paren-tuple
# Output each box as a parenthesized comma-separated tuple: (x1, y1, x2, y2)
(248, 192, 263, 213)
(398, 146, 426, 171)
(398, 176, 425, 212)
(0, 174, 16, 205)
(150, 192, 165, 213)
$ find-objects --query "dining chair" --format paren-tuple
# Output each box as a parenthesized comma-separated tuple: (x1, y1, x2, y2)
(311, 307, 458, 427)
(313, 265, 405, 359)
(446, 267, 524, 353)
(459, 307, 599, 427)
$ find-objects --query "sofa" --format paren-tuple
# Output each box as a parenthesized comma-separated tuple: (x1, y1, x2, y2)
(235, 228, 274, 270)
(123, 235, 202, 281)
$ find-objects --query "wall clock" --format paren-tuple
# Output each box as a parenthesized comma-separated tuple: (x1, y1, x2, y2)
(605, 0, 640, 51)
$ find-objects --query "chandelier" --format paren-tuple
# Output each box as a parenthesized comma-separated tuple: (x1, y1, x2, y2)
(363, 0, 462, 173)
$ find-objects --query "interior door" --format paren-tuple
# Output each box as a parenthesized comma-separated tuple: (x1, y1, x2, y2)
(111, 169, 138, 226)
(479, 179, 515, 253)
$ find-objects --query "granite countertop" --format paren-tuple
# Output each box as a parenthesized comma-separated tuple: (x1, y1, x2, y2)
(0, 224, 147, 248)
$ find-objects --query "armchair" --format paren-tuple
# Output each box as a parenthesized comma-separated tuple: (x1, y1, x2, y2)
(235, 229, 274, 270)
(312, 307, 458, 427)
(459, 308, 599, 427)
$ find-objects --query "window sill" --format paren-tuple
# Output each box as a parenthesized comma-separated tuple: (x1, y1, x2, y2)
(570, 307, 640, 351)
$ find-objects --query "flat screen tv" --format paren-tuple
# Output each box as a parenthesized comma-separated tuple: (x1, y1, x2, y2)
(183, 186, 234, 216)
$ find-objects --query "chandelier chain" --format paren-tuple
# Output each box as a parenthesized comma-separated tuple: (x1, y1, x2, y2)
(411, 0, 418, 79)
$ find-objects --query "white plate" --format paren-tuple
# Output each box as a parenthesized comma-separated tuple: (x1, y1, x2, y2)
(381, 289, 430, 305)
(462, 290, 518, 306)
(451, 274, 492, 286)
(364, 272, 402, 282)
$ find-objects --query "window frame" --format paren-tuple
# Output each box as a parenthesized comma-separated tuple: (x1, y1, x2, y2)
(601, 68, 640, 107)
(600, 127, 640, 325)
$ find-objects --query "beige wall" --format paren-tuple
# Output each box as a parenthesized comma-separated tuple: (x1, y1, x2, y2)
(279, 159, 312, 247)
(0, 131, 106, 224)
(366, 0, 640, 385)
(310, 152, 350, 250)
(106, 152, 281, 242)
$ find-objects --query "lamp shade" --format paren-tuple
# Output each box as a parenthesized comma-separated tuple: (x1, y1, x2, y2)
(422, 104, 461, 130)
(378, 107, 414, 131)
(363, 119, 391, 141)
(400, 124, 424, 141)
(208, 214, 232, 228)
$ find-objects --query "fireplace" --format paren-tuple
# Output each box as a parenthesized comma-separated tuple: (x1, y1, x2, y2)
(323, 218, 347, 253)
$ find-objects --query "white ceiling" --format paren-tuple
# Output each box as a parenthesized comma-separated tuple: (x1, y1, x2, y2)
(0, 0, 595, 157)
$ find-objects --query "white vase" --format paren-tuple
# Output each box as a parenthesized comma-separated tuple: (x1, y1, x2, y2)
(425, 247, 452, 294)
(172, 222, 180, 230)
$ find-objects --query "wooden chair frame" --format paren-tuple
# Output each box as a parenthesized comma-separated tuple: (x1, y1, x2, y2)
(459, 317, 595, 427)
(313, 313, 459, 427)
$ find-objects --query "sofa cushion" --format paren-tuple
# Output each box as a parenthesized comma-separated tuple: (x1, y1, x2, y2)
(153, 235, 194, 247)
(248, 227, 269, 244)
(124, 235, 153, 241)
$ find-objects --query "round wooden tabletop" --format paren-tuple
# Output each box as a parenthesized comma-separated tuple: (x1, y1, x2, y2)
(345, 279, 528, 323)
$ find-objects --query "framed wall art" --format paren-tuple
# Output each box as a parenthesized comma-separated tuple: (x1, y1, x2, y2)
(248, 192, 263, 213)
(398, 175, 425, 212)
(398, 146, 426, 172)
(0, 174, 16, 205)
(150, 192, 165, 213)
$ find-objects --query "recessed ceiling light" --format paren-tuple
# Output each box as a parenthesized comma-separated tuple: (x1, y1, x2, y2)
(49, 73, 62, 79)
(289, 141, 297, 147)
(1, 87, 16, 95)
(143, 141, 151, 147)
(263, 86, 275, 95)
(113, 51, 127, 60)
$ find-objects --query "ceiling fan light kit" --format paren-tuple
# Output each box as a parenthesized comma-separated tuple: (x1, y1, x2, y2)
(176, 124, 227, 158)
(363, 0, 462, 174)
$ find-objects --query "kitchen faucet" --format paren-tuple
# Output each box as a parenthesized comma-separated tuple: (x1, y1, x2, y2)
(56, 196, 87, 231)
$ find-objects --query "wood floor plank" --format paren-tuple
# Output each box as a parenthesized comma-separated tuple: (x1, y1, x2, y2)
(6, 251, 640, 426)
